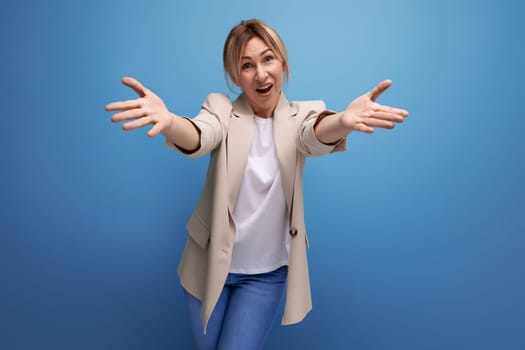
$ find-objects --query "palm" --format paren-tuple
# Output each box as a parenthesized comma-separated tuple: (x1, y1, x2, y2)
(105, 77, 172, 137)
(341, 80, 408, 133)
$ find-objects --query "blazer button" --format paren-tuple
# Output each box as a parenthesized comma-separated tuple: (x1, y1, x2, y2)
(289, 227, 298, 237)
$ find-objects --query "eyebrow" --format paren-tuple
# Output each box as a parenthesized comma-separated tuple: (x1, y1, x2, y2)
(241, 48, 272, 60)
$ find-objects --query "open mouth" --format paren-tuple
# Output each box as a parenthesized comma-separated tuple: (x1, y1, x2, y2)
(256, 84, 273, 94)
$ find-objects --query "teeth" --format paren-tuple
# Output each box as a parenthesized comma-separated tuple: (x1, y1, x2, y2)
(256, 84, 272, 93)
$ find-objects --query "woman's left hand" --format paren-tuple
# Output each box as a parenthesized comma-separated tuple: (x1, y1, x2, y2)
(340, 80, 409, 133)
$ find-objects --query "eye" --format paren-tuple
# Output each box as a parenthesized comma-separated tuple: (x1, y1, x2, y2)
(263, 55, 274, 63)
(241, 62, 253, 70)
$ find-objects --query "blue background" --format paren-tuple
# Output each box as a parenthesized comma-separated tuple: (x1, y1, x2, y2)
(2, 0, 524, 349)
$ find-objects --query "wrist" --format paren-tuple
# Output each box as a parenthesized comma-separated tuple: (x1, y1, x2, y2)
(161, 113, 177, 138)
(339, 111, 356, 132)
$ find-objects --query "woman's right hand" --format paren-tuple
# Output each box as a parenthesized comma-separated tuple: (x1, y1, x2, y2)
(105, 77, 173, 138)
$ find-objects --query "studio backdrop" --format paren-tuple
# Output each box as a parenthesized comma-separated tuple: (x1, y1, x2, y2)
(1, 0, 524, 349)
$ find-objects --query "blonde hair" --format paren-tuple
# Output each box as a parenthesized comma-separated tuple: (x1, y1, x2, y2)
(223, 19, 290, 88)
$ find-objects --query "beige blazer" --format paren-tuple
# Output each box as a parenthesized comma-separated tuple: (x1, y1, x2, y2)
(166, 92, 346, 332)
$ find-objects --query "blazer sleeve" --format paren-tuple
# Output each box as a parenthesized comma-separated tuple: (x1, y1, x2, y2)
(294, 100, 347, 157)
(164, 93, 231, 158)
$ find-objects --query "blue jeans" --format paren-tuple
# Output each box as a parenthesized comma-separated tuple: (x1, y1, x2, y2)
(184, 265, 288, 350)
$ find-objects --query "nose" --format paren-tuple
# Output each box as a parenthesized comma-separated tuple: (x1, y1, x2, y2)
(255, 65, 267, 81)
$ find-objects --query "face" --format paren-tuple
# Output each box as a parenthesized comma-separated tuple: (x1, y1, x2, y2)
(238, 37, 284, 118)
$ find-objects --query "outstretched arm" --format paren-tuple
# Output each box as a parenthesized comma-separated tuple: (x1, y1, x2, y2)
(105, 77, 200, 152)
(314, 80, 409, 144)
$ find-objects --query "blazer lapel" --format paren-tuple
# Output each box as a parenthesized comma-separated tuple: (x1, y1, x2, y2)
(273, 93, 298, 213)
(227, 92, 298, 214)
(228, 94, 254, 211)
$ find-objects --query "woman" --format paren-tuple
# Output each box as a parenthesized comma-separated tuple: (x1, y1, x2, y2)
(106, 19, 408, 350)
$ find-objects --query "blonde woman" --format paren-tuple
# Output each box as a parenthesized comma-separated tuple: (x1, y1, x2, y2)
(106, 19, 408, 350)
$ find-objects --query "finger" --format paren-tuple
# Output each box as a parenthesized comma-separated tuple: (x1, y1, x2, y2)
(121, 76, 147, 97)
(105, 99, 143, 112)
(372, 103, 409, 117)
(111, 108, 146, 123)
(363, 117, 396, 129)
(355, 122, 375, 133)
(370, 111, 405, 123)
(369, 80, 392, 101)
(147, 122, 165, 138)
(122, 116, 152, 131)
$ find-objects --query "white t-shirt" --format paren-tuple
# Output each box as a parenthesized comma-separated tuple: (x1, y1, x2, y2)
(229, 116, 290, 274)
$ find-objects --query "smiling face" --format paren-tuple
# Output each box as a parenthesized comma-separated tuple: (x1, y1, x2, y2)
(238, 37, 284, 118)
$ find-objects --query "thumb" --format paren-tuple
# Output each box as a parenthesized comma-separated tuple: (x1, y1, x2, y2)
(369, 80, 392, 101)
(121, 76, 147, 97)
